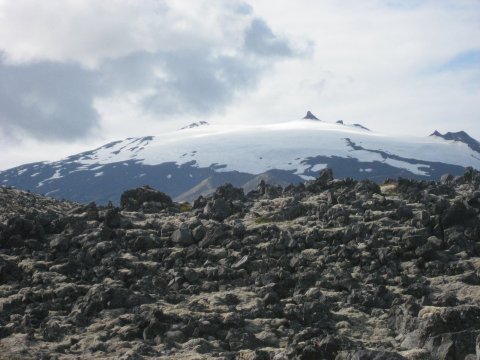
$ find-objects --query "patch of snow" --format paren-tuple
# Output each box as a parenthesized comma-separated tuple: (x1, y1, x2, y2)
(38, 169, 63, 187)
(49, 169, 63, 180)
(17, 169, 27, 175)
(383, 159, 429, 176)
(68, 165, 91, 174)
(31, 172, 41, 177)
(300, 175, 316, 180)
(294, 162, 311, 176)
(310, 164, 327, 172)
(94, 172, 104, 177)
(167, 174, 172, 179)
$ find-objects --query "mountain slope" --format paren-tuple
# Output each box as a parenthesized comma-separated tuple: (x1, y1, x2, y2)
(1, 114, 480, 204)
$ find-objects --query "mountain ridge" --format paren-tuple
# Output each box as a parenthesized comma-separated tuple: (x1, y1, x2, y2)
(1, 114, 479, 204)
(430, 129, 480, 153)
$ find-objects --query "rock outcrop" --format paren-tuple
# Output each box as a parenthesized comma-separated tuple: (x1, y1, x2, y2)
(0, 168, 480, 359)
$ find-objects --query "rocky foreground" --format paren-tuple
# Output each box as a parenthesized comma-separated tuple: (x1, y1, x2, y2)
(1, 169, 480, 359)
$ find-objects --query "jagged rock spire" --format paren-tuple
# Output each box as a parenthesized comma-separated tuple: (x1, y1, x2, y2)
(303, 111, 319, 120)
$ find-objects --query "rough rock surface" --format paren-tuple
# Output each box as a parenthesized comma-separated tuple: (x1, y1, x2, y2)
(1, 168, 480, 359)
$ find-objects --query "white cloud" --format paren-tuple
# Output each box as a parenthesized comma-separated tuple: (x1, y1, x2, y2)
(226, 0, 480, 137)
(0, 0, 297, 146)
(0, 0, 252, 67)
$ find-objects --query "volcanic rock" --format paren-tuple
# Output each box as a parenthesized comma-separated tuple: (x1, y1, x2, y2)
(0, 168, 479, 358)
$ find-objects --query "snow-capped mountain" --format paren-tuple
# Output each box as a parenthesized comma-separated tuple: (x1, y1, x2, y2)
(2, 112, 480, 204)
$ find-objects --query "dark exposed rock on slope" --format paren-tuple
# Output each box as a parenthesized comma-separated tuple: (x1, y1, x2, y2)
(1, 168, 480, 359)
(431, 130, 480, 154)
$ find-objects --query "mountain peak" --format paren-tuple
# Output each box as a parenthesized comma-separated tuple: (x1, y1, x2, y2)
(303, 111, 319, 120)
(180, 121, 210, 130)
(430, 130, 480, 153)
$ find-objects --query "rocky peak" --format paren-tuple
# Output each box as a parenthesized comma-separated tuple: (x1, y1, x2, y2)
(303, 111, 320, 120)
(431, 130, 480, 153)
(180, 121, 210, 130)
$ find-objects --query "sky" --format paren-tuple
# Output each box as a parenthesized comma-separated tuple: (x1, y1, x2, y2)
(0, 0, 479, 170)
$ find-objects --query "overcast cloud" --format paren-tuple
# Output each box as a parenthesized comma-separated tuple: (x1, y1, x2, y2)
(0, 0, 479, 169)
(0, 0, 297, 143)
(0, 57, 98, 140)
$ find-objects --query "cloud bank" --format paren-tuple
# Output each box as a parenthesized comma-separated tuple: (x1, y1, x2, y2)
(0, 0, 297, 140)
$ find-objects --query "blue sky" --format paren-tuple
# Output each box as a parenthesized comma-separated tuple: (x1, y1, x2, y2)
(440, 49, 480, 71)
(0, 0, 479, 169)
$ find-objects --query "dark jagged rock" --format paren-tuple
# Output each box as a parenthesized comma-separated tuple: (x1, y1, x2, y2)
(120, 185, 173, 211)
(352, 123, 370, 131)
(171, 226, 193, 246)
(203, 197, 231, 221)
(303, 111, 320, 120)
(306, 168, 334, 193)
(442, 200, 475, 228)
(0, 168, 479, 358)
(431, 130, 480, 153)
(104, 207, 122, 228)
